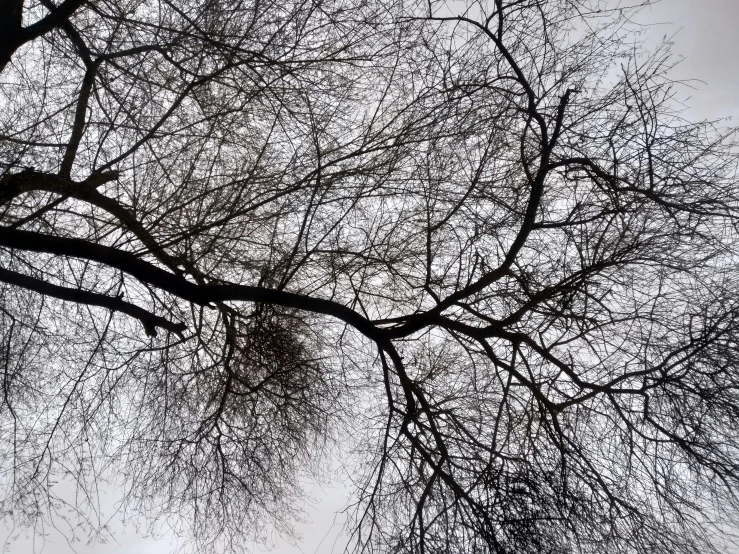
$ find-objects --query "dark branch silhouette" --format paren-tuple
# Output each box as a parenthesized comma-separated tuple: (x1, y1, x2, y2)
(2, 0, 739, 553)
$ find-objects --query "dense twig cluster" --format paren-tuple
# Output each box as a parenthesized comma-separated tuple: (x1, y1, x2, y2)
(1, 0, 739, 552)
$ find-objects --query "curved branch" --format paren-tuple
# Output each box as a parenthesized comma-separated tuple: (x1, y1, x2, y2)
(0, 0, 87, 72)
(0, 226, 383, 341)
(0, 265, 185, 336)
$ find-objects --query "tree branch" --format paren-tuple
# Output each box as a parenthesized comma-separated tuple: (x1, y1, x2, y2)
(0, 0, 87, 73)
(0, 226, 384, 341)
(0, 265, 185, 336)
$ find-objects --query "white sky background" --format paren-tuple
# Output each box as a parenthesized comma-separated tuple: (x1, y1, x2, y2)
(3, 1, 739, 553)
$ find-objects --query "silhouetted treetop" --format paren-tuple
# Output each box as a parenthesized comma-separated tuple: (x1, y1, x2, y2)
(1, 0, 739, 552)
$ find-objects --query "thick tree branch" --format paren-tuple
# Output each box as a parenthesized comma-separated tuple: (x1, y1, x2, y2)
(0, 226, 384, 341)
(0, 265, 185, 336)
(0, 169, 119, 206)
(0, 0, 87, 73)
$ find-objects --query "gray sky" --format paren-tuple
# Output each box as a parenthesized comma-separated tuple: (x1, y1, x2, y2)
(633, 0, 739, 121)
(3, 1, 739, 553)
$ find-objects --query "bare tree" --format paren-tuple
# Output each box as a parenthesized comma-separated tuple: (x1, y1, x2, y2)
(1, 0, 739, 552)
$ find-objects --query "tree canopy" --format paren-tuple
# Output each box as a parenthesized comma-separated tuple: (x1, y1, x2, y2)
(2, 0, 739, 552)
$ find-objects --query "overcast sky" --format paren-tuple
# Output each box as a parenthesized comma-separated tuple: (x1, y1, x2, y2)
(3, 1, 739, 553)
(633, 0, 739, 121)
